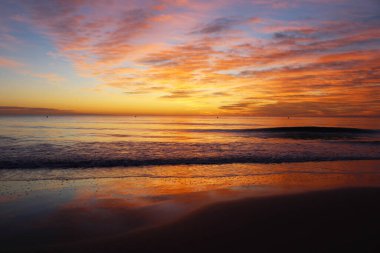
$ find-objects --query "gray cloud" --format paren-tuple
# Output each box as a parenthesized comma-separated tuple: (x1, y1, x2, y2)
(193, 17, 240, 34)
(0, 106, 77, 115)
(192, 16, 259, 35)
(160, 90, 200, 99)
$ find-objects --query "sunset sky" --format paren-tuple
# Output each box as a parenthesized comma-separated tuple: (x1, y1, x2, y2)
(0, 0, 379, 116)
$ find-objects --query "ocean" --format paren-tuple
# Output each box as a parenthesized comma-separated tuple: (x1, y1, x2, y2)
(0, 116, 379, 171)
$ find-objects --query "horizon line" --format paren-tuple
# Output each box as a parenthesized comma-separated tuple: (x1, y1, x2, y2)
(0, 113, 379, 118)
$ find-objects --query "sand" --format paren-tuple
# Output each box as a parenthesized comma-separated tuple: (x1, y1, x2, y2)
(7, 187, 378, 253)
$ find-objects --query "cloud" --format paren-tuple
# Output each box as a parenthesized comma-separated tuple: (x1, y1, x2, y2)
(0, 57, 23, 68)
(191, 16, 260, 34)
(139, 55, 178, 67)
(251, 0, 296, 9)
(253, 101, 380, 117)
(273, 29, 315, 41)
(3, 0, 379, 116)
(0, 106, 76, 115)
(219, 102, 252, 111)
(192, 17, 241, 34)
(212, 91, 230, 96)
(220, 99, 380, 117)
(31, 72, 65, 83)
(160, 90, 200, 99)
(21, 1, 158, 74)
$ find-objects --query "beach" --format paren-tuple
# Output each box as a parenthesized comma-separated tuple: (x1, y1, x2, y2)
(2, 186, 380, 252)
(0, 116, 379, 252)
(1, 160, 380, 252)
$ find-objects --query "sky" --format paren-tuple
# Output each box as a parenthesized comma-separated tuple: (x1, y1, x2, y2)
(0, 0, 379, 116)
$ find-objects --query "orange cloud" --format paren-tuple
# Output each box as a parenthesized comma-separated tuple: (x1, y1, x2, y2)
(0, 57, 23, 68)
(5, 0, 378, 116)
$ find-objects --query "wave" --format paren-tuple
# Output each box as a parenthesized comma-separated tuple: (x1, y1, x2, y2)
(0, 135, 17, 141)
(1, 156, 379, 169)
(190, 126, 378, 133)
(188, 126, 379, 139)
(3, 170, 380, 182)
(244, 126, 375, 132)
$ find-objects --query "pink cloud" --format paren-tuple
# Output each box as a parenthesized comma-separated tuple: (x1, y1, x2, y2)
(0, 57, 23, 68)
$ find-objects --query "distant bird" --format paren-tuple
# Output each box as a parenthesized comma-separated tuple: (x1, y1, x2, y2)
(46, 116, 49, 118)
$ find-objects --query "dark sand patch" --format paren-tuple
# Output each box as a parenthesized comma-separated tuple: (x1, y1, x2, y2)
(12, 187, 379, 253)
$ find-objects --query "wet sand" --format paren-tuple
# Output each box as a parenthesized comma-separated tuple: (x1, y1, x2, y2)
(1, 161, 380, 252)
(81, 187, 380, 253)
(2, 187, 379, 253)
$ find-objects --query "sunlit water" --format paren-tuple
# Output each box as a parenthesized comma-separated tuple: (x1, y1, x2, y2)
(0, 116, 379, 249)
(0, 116, 379, 170)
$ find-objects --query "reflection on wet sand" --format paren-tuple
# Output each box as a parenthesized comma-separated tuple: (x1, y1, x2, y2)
(1, 160, 380, 251)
